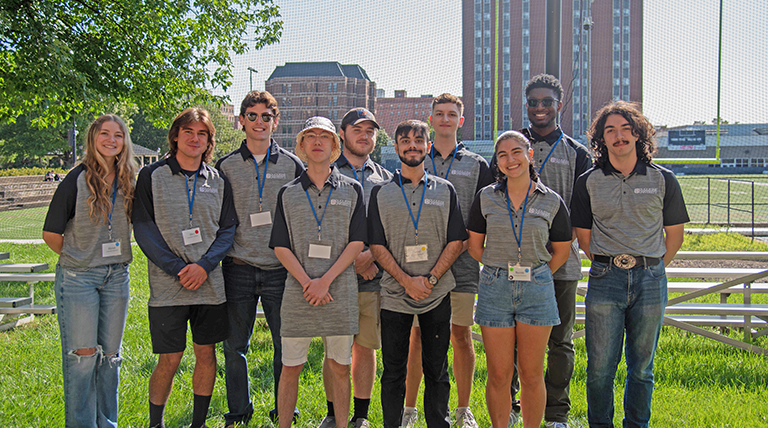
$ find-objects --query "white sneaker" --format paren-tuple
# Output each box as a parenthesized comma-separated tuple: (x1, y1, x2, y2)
(453, 408, 479, 428)
(544, 422, 569, 428)
(401, 408, 418, 428)
(508, 409, 521, 427)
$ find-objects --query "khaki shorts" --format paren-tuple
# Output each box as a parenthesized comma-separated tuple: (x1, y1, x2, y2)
(354, 291, 381, 349)
(412, 291, 476, 328)
(281, 335, 354, 366)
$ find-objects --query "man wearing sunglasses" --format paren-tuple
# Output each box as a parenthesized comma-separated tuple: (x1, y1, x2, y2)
(216, 90, 304, 428)
(498, 74, 591, 428)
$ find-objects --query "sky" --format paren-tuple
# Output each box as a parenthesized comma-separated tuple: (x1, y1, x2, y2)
(217, 0, 767, 128)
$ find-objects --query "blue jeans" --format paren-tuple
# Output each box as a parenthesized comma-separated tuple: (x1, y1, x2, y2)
(222, 259, 287, 425)
(381, 295, 451, 428)
(55, 262, 130, 428)
(585, 260, 667, 428)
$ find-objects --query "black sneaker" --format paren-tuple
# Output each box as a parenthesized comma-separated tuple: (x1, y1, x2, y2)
(268, 407, 301, 424)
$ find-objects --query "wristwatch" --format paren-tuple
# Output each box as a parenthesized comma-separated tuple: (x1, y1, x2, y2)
(427, 274, 439, 286)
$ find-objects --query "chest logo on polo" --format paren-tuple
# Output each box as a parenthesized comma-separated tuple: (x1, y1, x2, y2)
(424, 198, 445, 206)
(528, 207, 550, 218)
(545, 157, 569, 166)
(266, 173, 287, 179)
(198, 186, 219, 193)
(330, 199, 352, 207)
(633, 188, 658, 194)
(450, 170, 472, 177)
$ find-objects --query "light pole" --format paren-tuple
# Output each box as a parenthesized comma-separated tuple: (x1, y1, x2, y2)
(248, 67, 258, 91)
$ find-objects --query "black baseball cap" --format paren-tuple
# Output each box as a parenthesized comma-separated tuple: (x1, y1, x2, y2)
(341, 108, 380, 130)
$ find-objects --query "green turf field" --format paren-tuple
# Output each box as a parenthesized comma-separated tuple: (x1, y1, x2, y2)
(677, 175, 768, 224)
(0, 206, 47, 240)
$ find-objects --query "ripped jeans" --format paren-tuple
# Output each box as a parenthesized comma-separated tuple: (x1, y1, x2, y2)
(55, 263, 130, 427)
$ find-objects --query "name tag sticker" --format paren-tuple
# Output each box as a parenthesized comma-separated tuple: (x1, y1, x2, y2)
(405, 244, 429, 263)
(508, 262, 532, 281)
(308, 240, 332, 259)
(250, 211, 272, 227)
(182, 227, 203, 246)
(102, 241, 121, 258)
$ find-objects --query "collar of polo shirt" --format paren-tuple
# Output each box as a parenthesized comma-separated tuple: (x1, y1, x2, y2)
(299, 165, 344, 191)
(602, 158, 648, 176)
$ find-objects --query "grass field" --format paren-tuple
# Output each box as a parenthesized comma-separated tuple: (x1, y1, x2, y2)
(678, 175, 768, 224)
(1, 234, 768, 427)
(0, 206, 48, 240)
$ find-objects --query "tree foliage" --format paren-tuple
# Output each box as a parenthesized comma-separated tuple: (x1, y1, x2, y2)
(0, 0, 282, 127)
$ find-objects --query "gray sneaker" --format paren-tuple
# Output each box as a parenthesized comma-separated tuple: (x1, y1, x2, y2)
(401, 408, 418, 428)
(508, 409, 520, 427)
(318, 415, 336, 428)
(349, 419, 370, 428)
(453, 408, 479, 428)
(545, 422, 569, 428)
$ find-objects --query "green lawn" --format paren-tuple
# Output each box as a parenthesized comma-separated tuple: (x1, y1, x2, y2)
(678, 175, 768, 224)
(0, 206, 48, 240)
(1, 237, 767, 427)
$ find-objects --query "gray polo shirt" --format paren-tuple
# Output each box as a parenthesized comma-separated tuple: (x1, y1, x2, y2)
(525, 127, 591, 281)
(467, 179, 571, 269)
(334, 153, 393, 292)
(368, 171, 469, 315)
(426, 142, 494, 293)
(216, 139, 304, 269)
(43, 164, 133, 268)
(269, 167, 367, 338)
(133, 157, 238, 307)
(571, 160, 689, 258)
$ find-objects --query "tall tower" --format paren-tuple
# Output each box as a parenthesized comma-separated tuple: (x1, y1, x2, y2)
(462, 0, 643, 141)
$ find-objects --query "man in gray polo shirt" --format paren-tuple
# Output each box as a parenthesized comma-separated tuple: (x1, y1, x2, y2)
(133, 108, 238, 428)
(404, 94, 492, 428)
(215, 90, 304, 427)
(368, 120, 467, 428)
(269, 116, 366, 428)
(320, 108, 392, 428)
(499, 74, 591, 428)
(571, 101, 688, 428)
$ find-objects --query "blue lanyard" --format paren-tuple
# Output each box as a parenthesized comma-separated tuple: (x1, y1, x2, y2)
(342, 155, 366, 188)
(305, 186, 334, 240)
(252, 150, 269, 211)
(399, 171, 428, 244)
(505, 179, 533, 264)
(430, 146, 458, 178)
(107, 177, 118, 241)
(536, 132, 564, 175)
(184, 169, 199, 228)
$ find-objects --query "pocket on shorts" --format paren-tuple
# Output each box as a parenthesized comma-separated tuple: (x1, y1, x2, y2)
(532, 265, 554, 286)
(588, 261, 610, 278)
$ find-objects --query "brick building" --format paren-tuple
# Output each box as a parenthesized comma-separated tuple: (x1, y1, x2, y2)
(463, 0, 643, 141)
(375, 91, 438, 138)
(264, 62, 376, 148)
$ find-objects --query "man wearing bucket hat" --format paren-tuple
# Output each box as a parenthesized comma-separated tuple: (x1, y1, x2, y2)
(269, 116, 367, 428)
(317, 108, 392, 428)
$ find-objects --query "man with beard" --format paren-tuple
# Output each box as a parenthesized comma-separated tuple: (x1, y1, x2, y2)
(319, 108, 392, 428)
(368, 120, 467, 428)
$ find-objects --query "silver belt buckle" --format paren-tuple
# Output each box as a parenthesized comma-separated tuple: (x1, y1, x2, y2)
(613, 254, 637, 269)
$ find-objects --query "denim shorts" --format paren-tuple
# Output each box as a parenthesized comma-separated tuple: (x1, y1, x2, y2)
(475, 264, 560, 328)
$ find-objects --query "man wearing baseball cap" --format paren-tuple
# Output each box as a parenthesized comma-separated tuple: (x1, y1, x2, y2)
(270, 116, 367, 428)
(319, 108, 393, 428)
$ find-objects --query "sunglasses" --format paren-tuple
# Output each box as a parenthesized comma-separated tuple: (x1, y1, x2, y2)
(526, 98, 559, 108)
(245, 112, 274, 122)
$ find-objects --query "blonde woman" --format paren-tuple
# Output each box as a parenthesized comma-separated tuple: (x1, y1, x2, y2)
(43, 115, 137, 427)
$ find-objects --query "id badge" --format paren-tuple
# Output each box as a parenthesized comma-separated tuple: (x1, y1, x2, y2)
(102, 241, 122, 257)
(250, 211, 272, 227)
(405, 244, 429, 263)
(308, 240, 332, 259)
(508, 262, 532, 281)
(182, 227, 203, 245)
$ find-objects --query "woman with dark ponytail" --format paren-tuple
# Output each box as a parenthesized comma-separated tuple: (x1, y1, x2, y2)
(466, 130, 573, 428)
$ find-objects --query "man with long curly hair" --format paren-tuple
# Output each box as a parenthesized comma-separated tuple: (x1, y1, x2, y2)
(571, 101, 689, 428)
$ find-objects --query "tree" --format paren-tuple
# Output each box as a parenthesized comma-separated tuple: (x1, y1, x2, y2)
(0, 0, 282, 127)
(0, 114, 72, 167)
(371, 127, 390, 164)
(208, 105, 244, 160)
(130, 110, 168, 153)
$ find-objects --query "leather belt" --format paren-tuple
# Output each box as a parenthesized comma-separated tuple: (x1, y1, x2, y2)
(593, 254, 661, 269)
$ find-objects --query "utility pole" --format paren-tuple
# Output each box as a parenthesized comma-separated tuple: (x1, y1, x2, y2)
(248, 67, 258, 91)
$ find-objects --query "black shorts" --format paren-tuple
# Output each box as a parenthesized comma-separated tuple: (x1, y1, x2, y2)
(148, 303, 229, 354)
